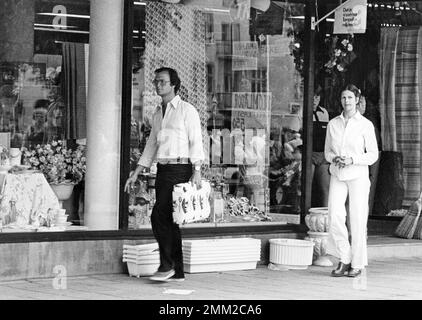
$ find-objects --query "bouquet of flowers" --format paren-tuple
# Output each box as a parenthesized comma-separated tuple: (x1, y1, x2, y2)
(324, 34, 357, 74)
(22, 140, 86, 184)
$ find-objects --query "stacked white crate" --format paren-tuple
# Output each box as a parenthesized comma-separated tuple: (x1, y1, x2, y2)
(182, 238, 261, 273)
(123, 243, 160, 277)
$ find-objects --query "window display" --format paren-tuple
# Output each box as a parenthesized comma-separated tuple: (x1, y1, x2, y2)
(0, 0, 90, 232)
(128, 0, 305, 229)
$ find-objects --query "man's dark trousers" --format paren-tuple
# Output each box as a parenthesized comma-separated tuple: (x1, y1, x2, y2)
(151, 163, 192, 277)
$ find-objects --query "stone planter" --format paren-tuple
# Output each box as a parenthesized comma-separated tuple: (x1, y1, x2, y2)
(305, 207, 329, 232)
(305, 207, 333, 267)
(305, 232, 332, 266)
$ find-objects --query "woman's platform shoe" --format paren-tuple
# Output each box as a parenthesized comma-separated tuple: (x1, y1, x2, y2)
(331, 262, 351, 277)
(347, 268, 362, 277)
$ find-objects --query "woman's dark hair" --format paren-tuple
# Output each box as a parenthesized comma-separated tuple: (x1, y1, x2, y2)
(342, 84, 361, 99)
(34, 99, 49, 109)
(314, 84, 323, 97)
(154, 67, 181, 94)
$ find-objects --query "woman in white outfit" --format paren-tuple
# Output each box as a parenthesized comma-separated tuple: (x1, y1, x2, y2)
(324, 84, 379, 277)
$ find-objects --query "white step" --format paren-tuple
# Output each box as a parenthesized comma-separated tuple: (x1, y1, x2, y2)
(368, 236, 422, 260)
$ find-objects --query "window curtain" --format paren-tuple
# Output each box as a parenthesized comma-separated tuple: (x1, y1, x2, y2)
(62, 42, 87, 140)
(379, 27, 399, 151)
(379, 27, 422, 206)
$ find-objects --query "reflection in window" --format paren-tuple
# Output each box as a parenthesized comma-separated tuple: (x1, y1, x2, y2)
(128, 1, 304, 229)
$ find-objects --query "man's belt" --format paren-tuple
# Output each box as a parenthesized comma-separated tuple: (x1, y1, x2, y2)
(157, 157, 191, 165)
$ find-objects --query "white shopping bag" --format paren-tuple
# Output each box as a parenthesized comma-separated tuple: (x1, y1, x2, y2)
(172, 181, 211, 225)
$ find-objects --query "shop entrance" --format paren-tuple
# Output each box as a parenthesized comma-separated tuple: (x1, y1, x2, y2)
(309, 1, 422, 220)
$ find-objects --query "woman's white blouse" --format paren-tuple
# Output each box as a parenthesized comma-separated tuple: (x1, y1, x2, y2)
(324, 111, 379, 181)
(138, 95, 204, 168)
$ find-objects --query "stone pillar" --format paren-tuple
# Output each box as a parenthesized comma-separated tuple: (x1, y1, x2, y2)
(85, 0, 123, 230)
(305, 207, 333, 266)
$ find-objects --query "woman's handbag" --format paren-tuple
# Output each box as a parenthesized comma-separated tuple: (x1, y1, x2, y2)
(172, 180, 211, 225)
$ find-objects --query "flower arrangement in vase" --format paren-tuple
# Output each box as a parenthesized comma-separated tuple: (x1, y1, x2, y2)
(22, 140, 86, 206)
(324, 34, 356, 74)
(322, 33, 358, 112)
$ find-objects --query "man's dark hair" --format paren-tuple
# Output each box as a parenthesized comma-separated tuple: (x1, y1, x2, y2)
(154, 67, 181, 94)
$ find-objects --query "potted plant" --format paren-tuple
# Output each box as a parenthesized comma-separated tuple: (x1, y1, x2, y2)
(22, 140, 86, 206)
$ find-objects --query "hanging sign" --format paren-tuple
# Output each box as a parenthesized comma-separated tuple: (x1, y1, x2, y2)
(333, 0, 367, 34)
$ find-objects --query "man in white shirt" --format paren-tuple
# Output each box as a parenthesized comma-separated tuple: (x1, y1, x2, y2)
(125, 67, 204, 282)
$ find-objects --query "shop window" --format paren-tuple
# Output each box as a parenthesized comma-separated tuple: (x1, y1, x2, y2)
(0, 0, 93, 233)
(310, 1, 422, 215)
(128, 0, 305, 229)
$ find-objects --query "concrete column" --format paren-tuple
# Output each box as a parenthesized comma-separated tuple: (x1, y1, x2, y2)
(85, 0, 123, 230)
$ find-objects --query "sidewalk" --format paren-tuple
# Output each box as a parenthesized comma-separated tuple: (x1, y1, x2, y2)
(1, 256, 422, 300)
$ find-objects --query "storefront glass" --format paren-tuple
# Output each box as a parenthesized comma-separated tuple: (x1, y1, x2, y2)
(128, 0, 305, 229)
(0, 0, 111, 233)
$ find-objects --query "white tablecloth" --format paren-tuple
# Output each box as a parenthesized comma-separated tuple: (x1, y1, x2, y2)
(0, 172, 60, 228)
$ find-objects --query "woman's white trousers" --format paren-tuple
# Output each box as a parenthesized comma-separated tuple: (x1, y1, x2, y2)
(326, 174, 370, 269)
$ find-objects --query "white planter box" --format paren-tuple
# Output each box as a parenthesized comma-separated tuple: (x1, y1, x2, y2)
(123, 255, 160, 264)
(183, 253, 260, 264)
(126, 261, 159, 277)
(123, 249, 159, 256)
(123, 243, 158, 251)
(182, 246, 261, 254)
(123, 243, 159, 277)
(183, 248, 260, 256)
(183, 238, 261, 250)
(184, 261, 258, 273)
(182, 238, 261, 273)
(269, 238, 314, 270)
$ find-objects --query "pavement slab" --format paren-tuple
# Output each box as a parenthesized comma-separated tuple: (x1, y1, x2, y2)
(1, 257, 422, 300)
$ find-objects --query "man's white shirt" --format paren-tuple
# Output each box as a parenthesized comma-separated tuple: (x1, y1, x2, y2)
(137, 95, 204, 168)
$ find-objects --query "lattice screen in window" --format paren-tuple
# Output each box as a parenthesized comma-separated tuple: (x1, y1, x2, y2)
(144, 2, 209, 156)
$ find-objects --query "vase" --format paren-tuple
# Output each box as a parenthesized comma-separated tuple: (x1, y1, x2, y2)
(9, 148, 22, 166)
(50, 183, 75, 208)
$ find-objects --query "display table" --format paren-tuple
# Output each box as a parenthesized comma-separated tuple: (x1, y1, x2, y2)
(0, 171, 60, 229)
